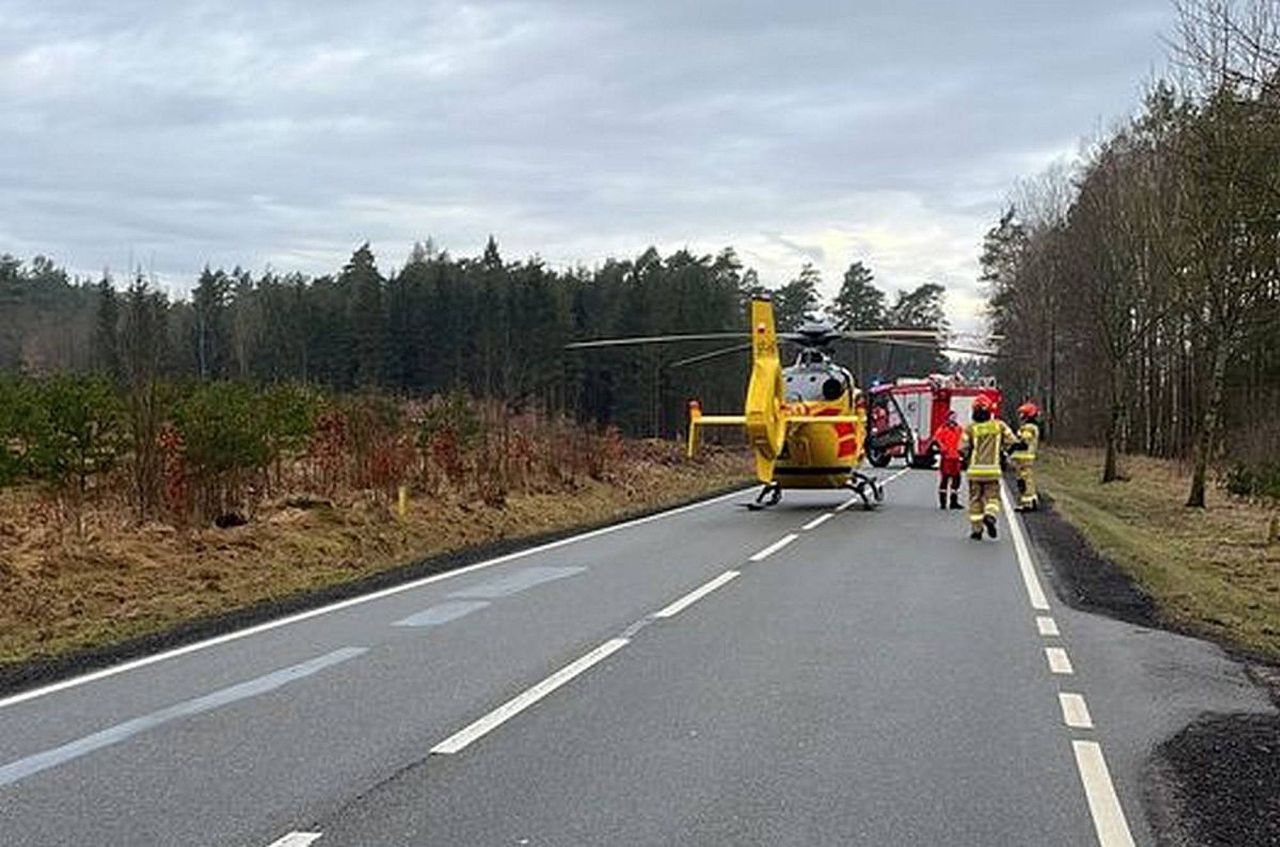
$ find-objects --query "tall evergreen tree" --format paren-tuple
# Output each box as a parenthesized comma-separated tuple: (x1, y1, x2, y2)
(191, 266, 231, 380)
(92, 274, 121, 382)
(773, 262, 822, 330)
(342, 244, 387, 388)
(828, 261, 885, 330)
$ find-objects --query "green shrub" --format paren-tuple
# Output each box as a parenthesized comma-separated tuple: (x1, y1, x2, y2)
(1223, 461, 1280, 503)
(175, 382, 269, 519)
(0, 374, 37, 484)
(416, 391, 482, 452)
(23, 374, 123, 533)
(260, 383, 322, 478)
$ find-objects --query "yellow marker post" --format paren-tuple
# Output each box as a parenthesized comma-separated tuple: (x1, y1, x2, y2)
(397, 485, 409, 519)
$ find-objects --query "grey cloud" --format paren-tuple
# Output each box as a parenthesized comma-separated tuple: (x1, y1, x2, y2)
(0, 0, 1173, 333)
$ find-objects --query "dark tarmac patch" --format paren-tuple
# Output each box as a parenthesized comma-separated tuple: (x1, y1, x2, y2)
(0, 482, 749, 699)
(1145, 712, 1280, 846)
(1017, 493, 1160, 630)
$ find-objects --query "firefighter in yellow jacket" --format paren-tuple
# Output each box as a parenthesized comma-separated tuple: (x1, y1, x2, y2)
(1010, 401, 1041, 511)
(961, 395, 1018, 540)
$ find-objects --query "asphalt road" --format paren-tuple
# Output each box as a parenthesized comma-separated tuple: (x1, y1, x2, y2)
(0, 469, 1272, 846)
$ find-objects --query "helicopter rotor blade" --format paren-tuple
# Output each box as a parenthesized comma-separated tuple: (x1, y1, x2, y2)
(841, 328, 940, 340)
(668, 342, 755, 369)
(842, 336, 1004, 358)
(565, 332, 746, 350)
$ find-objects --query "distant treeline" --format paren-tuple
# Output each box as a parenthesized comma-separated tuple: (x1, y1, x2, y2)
(984, 0, 1280, 505)
(0, 240, 949, 439)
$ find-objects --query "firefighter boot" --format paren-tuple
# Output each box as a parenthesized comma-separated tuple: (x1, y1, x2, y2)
(949, 491, 961, 509)
(939, 491, 947, 509)
(984, 514, 998, 539)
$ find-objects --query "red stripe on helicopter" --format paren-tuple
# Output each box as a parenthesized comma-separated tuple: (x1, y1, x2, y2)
(813, 407, 858, 458)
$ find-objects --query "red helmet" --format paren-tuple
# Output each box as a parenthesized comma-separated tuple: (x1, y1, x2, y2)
(972, 395, 992, 413)
(1018, 401, 1039, 419)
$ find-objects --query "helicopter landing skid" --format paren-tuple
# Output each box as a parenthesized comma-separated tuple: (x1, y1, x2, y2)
(846, 472, 884, 511)
(744, 482, 783, 511)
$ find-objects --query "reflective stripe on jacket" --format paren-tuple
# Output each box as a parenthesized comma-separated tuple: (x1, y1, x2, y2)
(1015, 422, 1039, 462)
(963, 419, 1016, 479)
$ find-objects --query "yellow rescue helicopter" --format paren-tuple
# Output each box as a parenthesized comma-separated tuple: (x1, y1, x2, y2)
(567, 295, 972, 510)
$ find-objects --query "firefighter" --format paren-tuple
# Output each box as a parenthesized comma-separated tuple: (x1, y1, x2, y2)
(961, 395, 1018, 540)
(929, 409, 964, 510)
(1010, 401, 1041, 511)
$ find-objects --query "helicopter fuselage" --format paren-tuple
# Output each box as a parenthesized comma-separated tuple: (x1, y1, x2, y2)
(774, 358, 866, 489)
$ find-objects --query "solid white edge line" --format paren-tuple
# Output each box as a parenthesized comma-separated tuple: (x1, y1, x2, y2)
(0, 487, 752, 712)
(1072, 740, 1136, 847)
(431, 638, 629, 755)
(801, 513, 834, 531)
(1046, 646, 1074, 675)
(653, 571, 740, 619)
(748, 533, 799, 562)
(1059, 692, 1094, 729)
(1036, 615, 1060, 637)
(1001, 481, 1051, 611)
(267, 833, 323, 847)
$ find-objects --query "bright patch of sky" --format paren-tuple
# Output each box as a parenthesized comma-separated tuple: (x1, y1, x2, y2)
(0, 0, 1175, 335)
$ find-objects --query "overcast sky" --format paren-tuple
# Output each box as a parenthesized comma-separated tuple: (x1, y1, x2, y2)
(1, 0, 1175, 334)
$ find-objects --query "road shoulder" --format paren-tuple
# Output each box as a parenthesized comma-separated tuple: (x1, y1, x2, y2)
(1019, 493, 1280, 847)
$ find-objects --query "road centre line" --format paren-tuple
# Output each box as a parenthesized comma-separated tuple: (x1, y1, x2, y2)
(654, 571, 740, 619)
(0, 487, 751, 712)
(431, 638, 629, 755)
(0, 648, 365, 788)
(749, 534, 799, 561)
(1059, 692, 1094, 729)
(1072, 740, 1137, 847)
(1001, 482, 1051, 611)
(1045, 647, 1074, 675)
(267, 833, 323, 847)
(1036, 615, 1060, 637)
(801, 513, 834, 531)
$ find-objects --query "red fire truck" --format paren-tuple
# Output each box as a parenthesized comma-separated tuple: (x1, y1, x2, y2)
(866, 374, 1002, 468)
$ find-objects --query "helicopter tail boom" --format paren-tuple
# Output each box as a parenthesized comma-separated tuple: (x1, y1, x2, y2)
(686, 400, 745, 458)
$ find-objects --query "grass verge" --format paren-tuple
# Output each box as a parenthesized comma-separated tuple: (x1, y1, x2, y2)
(1037, 447, 1280, 661)
(0, 447, 751, 671)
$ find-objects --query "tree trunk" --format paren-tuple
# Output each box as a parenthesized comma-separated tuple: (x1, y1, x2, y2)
(1103, 367, 1122, 483)
(1186, 339, 1230, 508)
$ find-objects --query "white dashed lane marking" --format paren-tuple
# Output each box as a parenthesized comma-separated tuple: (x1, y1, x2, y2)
(748, 534, 798, 562)
(431, 638, 630, 755)
(653, 571, 740, 619)
(1036, 615, 1060, 637)
(801, 513, 834, 531)
(1058, 693, 1094, 729)
(1045, 646, 1074, 675)
(1073, 741, 1137, 847)
(267, 833, 323, 847)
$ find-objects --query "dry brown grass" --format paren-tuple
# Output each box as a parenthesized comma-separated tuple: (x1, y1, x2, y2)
(1038, 447, 1280, 660)
(0, 445, 751, 667)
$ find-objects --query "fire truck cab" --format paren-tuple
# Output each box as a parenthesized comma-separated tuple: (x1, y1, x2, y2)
(866, 374, 1002, 468)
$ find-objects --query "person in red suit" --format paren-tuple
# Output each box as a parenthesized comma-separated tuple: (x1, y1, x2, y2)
(930, 410, 964, 510)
